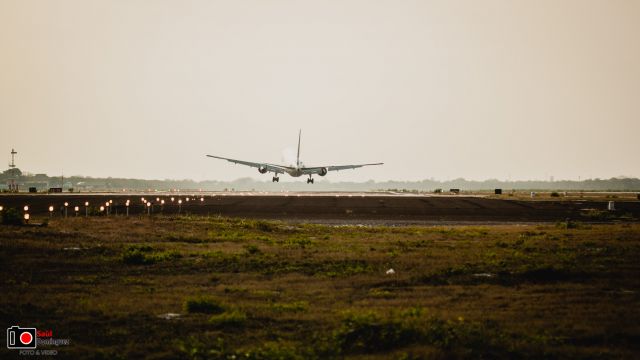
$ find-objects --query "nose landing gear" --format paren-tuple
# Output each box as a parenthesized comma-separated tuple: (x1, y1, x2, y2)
(307, 176, 314, 184)
(272, 176, 280, 182)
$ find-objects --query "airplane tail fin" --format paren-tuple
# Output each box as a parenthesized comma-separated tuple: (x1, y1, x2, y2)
(296, 130, 301, 168)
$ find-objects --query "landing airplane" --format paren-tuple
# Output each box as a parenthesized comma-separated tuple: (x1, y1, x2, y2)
(206, 131, 383, 184)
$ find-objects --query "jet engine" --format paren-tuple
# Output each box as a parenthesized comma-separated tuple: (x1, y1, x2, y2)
(319, 167, 328, 176)
(258, 165, 268, 174)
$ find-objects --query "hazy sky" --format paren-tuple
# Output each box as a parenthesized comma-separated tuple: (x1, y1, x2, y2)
(1, 0, 638, 182)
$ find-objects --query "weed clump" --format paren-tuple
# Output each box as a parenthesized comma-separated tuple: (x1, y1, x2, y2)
(555, 219, 583, 229)
(184, 296, 225, 314)
(254, 220, 276, 232)
(244, 244, 261, 255)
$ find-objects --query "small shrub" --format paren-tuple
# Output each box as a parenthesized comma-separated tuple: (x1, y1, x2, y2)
(555, 219, 582, 229)
(127, 244, 154, 252)
(184, 296, 225, 314)
(244, 244, 261, 255)
(121, 245, 153, 264)
(255, 220, 275, 232)
(122, 249, 147, 265)
(1, 208, 23, 226)
(333, 311, 421, 353)
(516, 265, 579, 282)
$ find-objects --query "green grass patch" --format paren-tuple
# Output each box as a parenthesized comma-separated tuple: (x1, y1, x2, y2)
(209, 309, 247, 327)
(270, 301, 308, 313)
(279, 236, 316, 248)
(121, 245, 181, 265)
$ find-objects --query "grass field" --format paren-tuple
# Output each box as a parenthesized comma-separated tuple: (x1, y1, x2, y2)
(1, 216, 639, 359)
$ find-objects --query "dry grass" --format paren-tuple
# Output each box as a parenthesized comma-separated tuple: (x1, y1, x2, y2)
(0, 216, 639, 359)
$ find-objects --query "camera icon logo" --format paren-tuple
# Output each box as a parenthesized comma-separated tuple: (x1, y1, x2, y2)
(7, 326, 37, 349)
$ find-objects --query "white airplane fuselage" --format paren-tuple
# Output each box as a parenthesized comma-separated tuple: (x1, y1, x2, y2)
(286, 168, 303, 177)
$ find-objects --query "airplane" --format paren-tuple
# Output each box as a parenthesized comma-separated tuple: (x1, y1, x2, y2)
(206, 130, 383, 184)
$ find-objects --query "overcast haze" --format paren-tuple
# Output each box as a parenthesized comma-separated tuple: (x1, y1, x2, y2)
(1, 0, 638, 182)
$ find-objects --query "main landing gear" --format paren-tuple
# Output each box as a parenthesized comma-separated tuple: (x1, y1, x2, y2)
(272, 176, 280, 182)
(307, 176, 314, 184)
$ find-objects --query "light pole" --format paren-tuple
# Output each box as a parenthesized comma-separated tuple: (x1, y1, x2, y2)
(178, 199, 182, 214)
(100, 206, 105, 214)
(125, 200, 130, 217)
(160, 199, 165, 214)
(105, 202, 110, 216)
(49, 206, 54, 218)
(74, 206, 79, 217)
(24, 213, 30, 224)
(85, 202, 89, 217)
(147, 201, 152, 215)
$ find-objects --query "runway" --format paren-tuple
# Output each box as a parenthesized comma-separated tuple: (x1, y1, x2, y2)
(1, 192, 639, 224)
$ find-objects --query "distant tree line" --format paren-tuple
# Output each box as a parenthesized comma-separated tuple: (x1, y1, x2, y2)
(2, 169, 639, 192)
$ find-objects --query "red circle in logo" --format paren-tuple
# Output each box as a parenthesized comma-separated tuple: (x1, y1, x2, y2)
(20, 332, 33, 345)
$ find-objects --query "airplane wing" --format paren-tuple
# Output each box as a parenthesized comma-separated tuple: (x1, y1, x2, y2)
(206, 155, 291, 174)
(301, 163, 383, 175)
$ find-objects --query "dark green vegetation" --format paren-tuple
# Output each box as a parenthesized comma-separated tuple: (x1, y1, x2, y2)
(3, 167, 640, 192)
(1, 207, 24, 225)
(1, 217, 639, 359)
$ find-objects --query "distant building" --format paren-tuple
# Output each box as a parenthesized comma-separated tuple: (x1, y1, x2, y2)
(23, 181, 49, 192)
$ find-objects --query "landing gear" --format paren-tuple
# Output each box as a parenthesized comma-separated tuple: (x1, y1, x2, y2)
(272, 176, 279, 182)
(307, 176, 314, 184)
